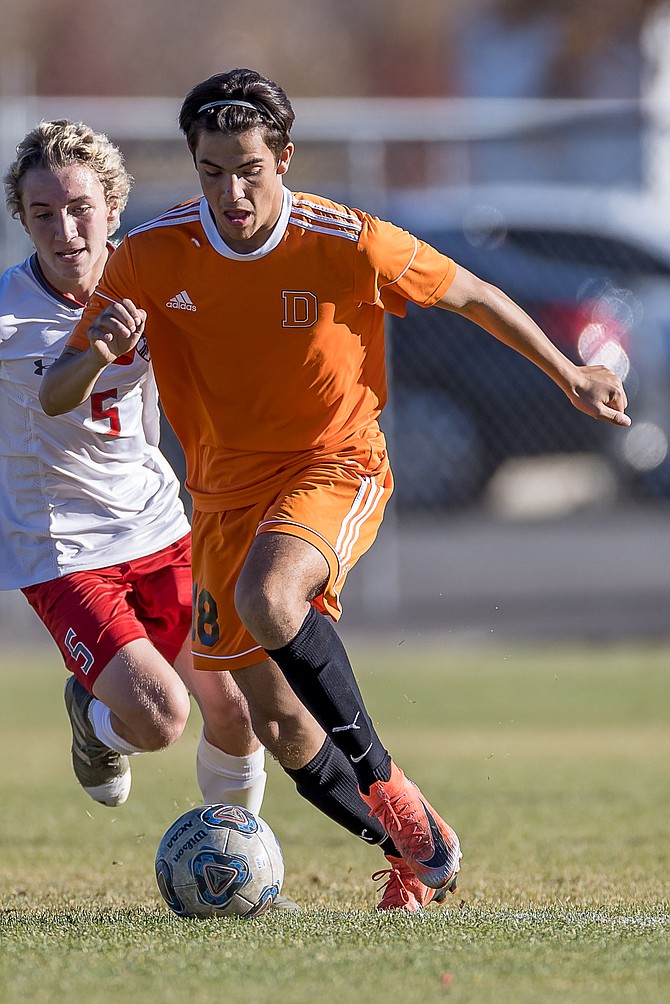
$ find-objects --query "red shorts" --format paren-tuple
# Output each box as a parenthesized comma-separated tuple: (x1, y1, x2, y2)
(191, 445, 393, 672)
(22, 534, 192, 691)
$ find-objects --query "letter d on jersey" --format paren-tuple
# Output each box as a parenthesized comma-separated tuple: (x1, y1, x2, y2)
(282, 290, 318, 328)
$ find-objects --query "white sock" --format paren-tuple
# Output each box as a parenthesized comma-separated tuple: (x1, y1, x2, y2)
(196, 730, 267, 814)
(88, 699, 144, 755)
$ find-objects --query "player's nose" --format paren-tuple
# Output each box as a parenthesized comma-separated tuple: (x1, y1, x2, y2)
(54, 212, 78, 241)
(222, 173, 245, 202)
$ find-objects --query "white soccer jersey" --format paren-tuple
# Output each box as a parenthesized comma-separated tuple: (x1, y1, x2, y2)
(0, 254, 190, 589)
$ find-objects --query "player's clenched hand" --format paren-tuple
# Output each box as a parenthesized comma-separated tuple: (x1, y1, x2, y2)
(565, 364, 631, 427)
(88, 299, 146, 363)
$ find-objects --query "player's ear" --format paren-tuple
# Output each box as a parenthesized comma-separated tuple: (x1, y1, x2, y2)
(106, 197, 121, 234)
(276, 143, 294, 177)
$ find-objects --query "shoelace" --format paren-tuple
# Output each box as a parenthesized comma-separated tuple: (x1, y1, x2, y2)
(372, 788, 430, 859)
(371, 867, 411, 907)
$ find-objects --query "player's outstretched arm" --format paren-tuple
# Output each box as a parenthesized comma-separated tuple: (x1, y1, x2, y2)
(435, 265, 631, 428)
(40, 299, 146, 416)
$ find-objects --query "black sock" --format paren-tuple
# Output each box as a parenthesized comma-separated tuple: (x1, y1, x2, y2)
(283, 737, 398, 856)
(267, 606, 392, 793)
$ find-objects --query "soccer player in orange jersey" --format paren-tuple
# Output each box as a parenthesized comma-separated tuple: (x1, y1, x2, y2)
(42, 70, 630, 912)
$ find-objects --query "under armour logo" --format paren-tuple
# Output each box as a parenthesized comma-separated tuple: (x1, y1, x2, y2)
(332, 712, 362, 733)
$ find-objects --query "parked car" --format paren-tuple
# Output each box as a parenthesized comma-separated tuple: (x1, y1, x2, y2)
(383, 184, 670, 509)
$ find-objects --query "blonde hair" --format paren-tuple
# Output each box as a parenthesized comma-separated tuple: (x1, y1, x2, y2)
(3, 119, 133, 235)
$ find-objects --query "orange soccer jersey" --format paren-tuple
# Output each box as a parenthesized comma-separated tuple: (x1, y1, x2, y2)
(70, 188, 457, 511)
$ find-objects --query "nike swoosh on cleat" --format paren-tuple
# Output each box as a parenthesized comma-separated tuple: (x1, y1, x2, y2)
(416, 801, 455, 873)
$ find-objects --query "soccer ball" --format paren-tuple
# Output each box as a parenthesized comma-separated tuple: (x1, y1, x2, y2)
(155, 804, 284, 918)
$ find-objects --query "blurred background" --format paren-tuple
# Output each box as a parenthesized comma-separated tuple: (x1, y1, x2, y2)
(2, 0, 670, 644)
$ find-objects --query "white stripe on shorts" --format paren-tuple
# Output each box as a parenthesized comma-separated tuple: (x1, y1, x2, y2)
(192, 644, 263, 662)
(335, 476, 385, 572)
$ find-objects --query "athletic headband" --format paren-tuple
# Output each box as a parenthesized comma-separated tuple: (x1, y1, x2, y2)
(197, 99, 259, 114)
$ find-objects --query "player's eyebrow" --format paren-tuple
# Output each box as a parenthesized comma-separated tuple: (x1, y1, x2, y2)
(28, 195, 91, 208)
(197, 155, 265, 170)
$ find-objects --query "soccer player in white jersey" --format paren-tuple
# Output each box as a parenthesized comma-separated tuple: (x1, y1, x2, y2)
(0, 120, 270, 820)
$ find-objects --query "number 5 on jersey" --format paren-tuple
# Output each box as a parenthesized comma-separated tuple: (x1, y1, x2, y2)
(91, 389, 121, 436)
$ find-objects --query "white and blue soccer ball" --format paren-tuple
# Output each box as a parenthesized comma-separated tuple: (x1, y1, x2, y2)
(155, 804, 284, 918)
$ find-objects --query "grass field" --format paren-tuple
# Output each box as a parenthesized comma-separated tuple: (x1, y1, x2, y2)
(0, 636, 668, 1004)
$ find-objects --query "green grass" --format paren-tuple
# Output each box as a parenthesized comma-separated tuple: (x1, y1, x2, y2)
(0, 637, 668, 1003)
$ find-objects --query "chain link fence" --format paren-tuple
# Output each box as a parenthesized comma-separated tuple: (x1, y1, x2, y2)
(2, 95, 670, 518)
(384, 191, 670, 513)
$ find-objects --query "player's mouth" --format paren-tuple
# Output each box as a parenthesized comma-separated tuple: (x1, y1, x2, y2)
(56, 247, 87, 262)
(223, 210, 252, 228)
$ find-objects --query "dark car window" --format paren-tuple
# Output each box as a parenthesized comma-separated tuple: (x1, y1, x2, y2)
(384, 221, 652, 510)
(503, 229, 670, 275)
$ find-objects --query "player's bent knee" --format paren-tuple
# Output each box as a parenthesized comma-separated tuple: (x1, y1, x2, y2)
(128, 688, 191, 751)
(233, 585, 268, 639)
(234, 574, 299, 641)
(233, 575, 266, 628)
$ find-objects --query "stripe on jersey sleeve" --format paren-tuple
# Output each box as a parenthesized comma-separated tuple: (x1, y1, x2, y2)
(290, 199, 362, 242)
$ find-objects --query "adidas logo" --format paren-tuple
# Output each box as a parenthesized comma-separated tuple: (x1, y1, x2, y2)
(166, 290, 197, 311)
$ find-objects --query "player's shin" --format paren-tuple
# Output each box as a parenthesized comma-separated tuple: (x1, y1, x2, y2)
(267, 606, 392, 793)
(282, 735, 398, 855)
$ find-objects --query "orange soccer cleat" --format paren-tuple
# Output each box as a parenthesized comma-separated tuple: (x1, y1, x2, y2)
(373, 853, 459, 912)
(361, 761, 461, 889)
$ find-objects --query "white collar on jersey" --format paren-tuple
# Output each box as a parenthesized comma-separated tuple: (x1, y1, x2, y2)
(198, 186, 292, 261)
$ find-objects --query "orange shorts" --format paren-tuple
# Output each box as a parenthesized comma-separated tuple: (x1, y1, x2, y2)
(190, 449, 393, 671)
